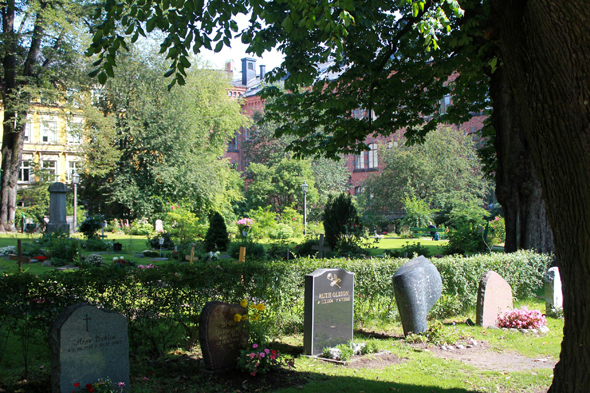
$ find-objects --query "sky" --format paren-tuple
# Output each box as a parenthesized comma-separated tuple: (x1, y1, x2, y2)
(199, 13, 285, 74)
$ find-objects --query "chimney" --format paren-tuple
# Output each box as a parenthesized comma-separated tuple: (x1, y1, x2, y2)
(241, 57, 257, 86)
(259, 65, 266, 81)
(225, 60, 234, 77)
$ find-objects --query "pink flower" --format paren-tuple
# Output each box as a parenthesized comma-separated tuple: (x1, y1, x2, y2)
(250, 371, 257, 376)
(118, 383, 125, 388)
(249, 353, 255, 359)
(252, 343, 258, 349)
(260, 352, 265, 358)
(264, 348, 270, 354)
(270, 355, 276, 360)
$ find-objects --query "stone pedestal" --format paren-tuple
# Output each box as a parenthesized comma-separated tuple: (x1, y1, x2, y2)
(47, 182, 69, 235)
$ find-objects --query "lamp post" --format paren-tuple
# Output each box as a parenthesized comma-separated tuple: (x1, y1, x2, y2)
(302, 181, 308, 236)
(72, 170, 79, 234)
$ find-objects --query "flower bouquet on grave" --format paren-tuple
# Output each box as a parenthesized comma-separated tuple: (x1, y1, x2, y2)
(236, 218, 253, 237)
(112, 256, 135, 268)
(73, 378, 125, 393)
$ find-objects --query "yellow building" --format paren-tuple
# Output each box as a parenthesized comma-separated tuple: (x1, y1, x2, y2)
(0, 103, 83, 193)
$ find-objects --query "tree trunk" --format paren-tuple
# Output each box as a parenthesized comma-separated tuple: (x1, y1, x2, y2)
(0, 109, 25, 232)
(490, 67, 554, 253)
(490, 0, 590, 391)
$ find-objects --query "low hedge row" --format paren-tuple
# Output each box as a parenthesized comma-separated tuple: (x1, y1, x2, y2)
(0, 251, 551, 358)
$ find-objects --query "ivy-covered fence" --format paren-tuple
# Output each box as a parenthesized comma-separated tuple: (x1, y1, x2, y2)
(0, 251, 551, 359)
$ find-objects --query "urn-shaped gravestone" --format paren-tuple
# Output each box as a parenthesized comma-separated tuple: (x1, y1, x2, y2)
(544, 267, 563, 317)
(50, 303, 130, 393)
(199, 301, 248, 372)
(393, 256, 442, 335)
(476, 271, 513, 327)
(47, 182, 70, 234)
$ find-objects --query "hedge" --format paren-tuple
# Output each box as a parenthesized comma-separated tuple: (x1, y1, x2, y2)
(0, 251, 551, 358)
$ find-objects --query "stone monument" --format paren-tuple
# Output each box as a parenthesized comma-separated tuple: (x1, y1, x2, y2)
(392, 256, 442, 335)
(544, 266, 563, 317)
(47, 182, 70, 234)
(50, 303, 129, 393)
(304, 268, 354, 355)
(476, 271, 514, 327)
(154, 219, 164, 233)
(199, 301, 249, 372)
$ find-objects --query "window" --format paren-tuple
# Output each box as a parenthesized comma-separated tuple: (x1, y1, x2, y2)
(352, 108, 364, 119)
(67, 161, 80, 182)
(368, 143, 378, 169)
(18, 160, 32, 183)
(67, 118, 84, 144)
(41, 119, 58, 143)
(354, 153, 365, 169)
(439, 95, 452, 114)
(23, 122, 31, 142)
(228, 136, 238, 151)
(41, 160, 58, 182)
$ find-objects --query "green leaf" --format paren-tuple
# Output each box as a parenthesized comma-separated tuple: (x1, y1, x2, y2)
(146, 17, 156, 32)
(98, 72, 107, 84)
(164, 69, 175, 78)
(214, 40, 224, 52)
(179, 56, 191, 68)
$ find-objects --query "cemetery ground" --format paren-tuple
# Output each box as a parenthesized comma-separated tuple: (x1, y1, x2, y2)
(0, 295, 561, 393)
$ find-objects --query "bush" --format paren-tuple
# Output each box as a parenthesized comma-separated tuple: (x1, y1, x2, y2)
(147, 232, 175, 250)
(324, 193, 362, 250)
(400, 195, 436, 229)
(86, 254, 104, 266)
(84, 238, 112, 251)
(247, 207, 278, 239)
(165, 204, 207, 244)
(38, 231, 81, 266)
(269, 223, 294, 239)
(497, 307, 547, 329)
(385, 241, 431, 258)
(79, 215, 104, 239)
(129, 219, 154, 236)
(229, 239, 266, 261)
(204, 212, 230, 252)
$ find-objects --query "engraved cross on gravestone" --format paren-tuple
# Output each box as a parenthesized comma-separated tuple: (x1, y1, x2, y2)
(50, 303, 130, 393)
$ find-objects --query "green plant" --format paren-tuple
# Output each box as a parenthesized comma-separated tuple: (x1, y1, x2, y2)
(147, 232, 174, 250)
(237, 343, 286, 376)
(79, 215, 104, 239)
(86, 254, 104, 266)
(39, 231, 81, 266)
(129, 219, 154, 236)
(229, 239, 266, 260)
(360, 341, 379, 355)
(400, 195, 436, 229)
(497, 307, 547, 329)
(247, 207, 278, 239)
(335, 343, 354, 361)
(73, 378, 125, 392)
(204, 212, 230, 251)
(269, 223, 294, 239)
(323, 193, 363, 250)
(385, 241, 430, 258)
(84, 238, 112, 251)
(165, 204, 207, 244)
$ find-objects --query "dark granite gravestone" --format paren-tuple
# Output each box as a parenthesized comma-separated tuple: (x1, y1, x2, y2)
(392, 256, 442, 336)
(199, 301, 249, 372)
(50, 303, 129, 393)
(476, 271, 513, 327)
(47, 182, 70, 235)
(304, 268, 354, 355)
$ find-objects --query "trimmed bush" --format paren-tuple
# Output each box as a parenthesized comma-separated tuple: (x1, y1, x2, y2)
(204, 212, 230, 251)
(0, 250, 551, 357)
(324, 193, 362, 250)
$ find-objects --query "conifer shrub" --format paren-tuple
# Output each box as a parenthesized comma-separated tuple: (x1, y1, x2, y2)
(204, 212, 230, 251)
(323, 193, 363, 249)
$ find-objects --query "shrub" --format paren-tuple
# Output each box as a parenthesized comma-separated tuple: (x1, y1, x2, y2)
(204, 212, 230, 252)
(84, 238, 112, 251)
(324, 193, 362, 250)
(147, 232, 175, 250)
(247, 207, 278, 239)
(229, 239, 266, 260)
(385, 241, 430, 258)
(165, 204, 207, 244)
(497, 307, 547, 329)
(400, 195, 436, 229)
(129, 219, 154, 236)
(269, 223, 294, 240)
(39, 231, 81, 266)
(79, 215, 103, 239)
(278, 206, 304, 237)
(86, 254, 104, 266)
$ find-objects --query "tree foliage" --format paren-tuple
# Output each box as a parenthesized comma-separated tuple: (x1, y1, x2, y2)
(78, 48, 249, 218)
(204, 212, 230, 252)
(323, 193, 362, 250)
(360, 126, 489, 213)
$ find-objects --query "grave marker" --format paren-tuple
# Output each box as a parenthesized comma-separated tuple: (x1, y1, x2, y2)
(238, 246, 246, 262)
(476, 271, 513, 327)
(50, 303, 129, 393)
(304, 268, 354, 355)
(47, 182, 70, 235)
(392, 256, 442, 335)
(544, 267, 563, 317)
(154, 219, 164, 233)
(199, 301, 248, 372)
(312, 234, 331, 258)
(9, 240, 30, 272)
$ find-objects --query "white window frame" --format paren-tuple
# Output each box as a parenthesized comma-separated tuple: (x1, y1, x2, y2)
(40, 116, 59, 144)
(41, 159, 59, 182)
(18, 158, 33, 183)
(67, 161, 81, 183)
(67, 117, 84, 144)
(355, 153, 365, 169)
(368, 143, 378, 169)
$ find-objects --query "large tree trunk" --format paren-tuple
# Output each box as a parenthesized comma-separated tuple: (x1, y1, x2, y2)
(490, 0, 590, 391)
(0, 110, 25, 232)
(490, 67, 554, 253)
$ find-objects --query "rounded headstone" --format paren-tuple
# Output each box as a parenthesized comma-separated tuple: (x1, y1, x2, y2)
(48, 182, 68, 193)
(476, 271, 513, 327)
(392, 256, 442, 335)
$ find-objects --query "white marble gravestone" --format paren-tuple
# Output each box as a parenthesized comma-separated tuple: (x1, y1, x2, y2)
(544, 266, 563, 317)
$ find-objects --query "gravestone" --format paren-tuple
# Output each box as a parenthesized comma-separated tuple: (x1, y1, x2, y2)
(544, 267, 563, 317)
(154, 219, 164, 233)
(312, 234, 331, 258)
(50, 303, 129, 393)
(199, 301, 248, 372)
(476, 271, 513, 327)
(47, 182, 70, 235)
(392, 256, 442, 335)
(304, 268, 354, 355)
(9, 239, 30, 272)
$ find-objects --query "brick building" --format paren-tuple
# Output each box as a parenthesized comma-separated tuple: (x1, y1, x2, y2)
(223, 58, 487, 195)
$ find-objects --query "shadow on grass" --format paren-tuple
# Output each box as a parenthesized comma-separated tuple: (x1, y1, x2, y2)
(354, 329, 405, 341)
(277, 370, 475, 393)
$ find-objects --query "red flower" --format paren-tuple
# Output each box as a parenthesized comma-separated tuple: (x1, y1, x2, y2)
(74, 383, 80, 387)
(86, 383, 94, 392)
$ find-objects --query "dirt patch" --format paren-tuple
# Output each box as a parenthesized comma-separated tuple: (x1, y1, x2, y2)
(411, 341, 557, 372)
(348, 352, 406, 369)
